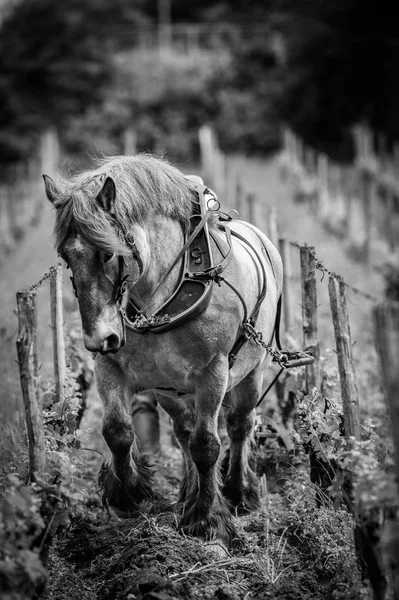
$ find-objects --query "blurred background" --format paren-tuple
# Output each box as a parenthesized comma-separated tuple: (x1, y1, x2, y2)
(0, 0, 398, 440)
(1, 0, 398, 167)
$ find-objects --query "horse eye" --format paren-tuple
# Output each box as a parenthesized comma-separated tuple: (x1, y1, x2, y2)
(104, 253, 115, 264)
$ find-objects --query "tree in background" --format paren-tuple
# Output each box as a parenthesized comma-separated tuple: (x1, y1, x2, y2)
(274, 0, 399, 159)
(209, 29, 282, 155)
(0, 0, 147, 165)
(2, 0, 399, 164)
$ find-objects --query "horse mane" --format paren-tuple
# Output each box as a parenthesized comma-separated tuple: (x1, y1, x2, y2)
(52, 154, 210, 256)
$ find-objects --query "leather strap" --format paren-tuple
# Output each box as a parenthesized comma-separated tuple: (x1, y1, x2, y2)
(226, 226, 274, 369)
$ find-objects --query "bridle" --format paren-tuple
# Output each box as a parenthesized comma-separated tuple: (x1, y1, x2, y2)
(66, 226, 143, 347)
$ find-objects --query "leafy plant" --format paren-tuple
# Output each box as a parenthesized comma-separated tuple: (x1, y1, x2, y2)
(0, 330, 94, 598)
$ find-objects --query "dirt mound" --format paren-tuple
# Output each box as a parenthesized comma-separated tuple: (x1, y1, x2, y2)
(44, 443, 365, 600)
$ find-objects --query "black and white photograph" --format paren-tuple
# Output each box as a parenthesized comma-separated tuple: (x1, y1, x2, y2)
(0, 1, 398, 599)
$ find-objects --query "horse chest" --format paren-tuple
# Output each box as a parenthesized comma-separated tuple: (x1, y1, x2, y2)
(117, 332, 203, 390)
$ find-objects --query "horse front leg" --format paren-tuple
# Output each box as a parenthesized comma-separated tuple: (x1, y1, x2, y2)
(95, 357, 154, 516)
(180, 356, 237, 544)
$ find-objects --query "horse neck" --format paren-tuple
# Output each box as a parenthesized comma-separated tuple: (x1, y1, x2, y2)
(129, 215, 185, 312)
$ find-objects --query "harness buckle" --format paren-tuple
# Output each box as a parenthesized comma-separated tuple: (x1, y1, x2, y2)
(125, 232, 136, 247)
(119, 229, 136, 247)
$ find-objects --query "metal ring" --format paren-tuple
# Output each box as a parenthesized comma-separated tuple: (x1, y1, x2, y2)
(124, 232, 136, 247)
(207, 197, 220, 211)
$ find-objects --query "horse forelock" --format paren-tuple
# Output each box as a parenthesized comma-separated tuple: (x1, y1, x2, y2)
(52, 154, 211, 255)
(53, 180, 129, 257)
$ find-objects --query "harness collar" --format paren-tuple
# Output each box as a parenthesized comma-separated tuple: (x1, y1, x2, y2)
(117, 182, 234, 334)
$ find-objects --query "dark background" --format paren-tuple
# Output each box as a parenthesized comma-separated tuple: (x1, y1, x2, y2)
(0, 0, 397, 166)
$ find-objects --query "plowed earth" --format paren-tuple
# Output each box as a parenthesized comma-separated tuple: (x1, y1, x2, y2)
(44, 392, 365, 600)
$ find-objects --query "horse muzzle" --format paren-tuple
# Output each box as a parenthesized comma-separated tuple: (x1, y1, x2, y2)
(83, 331, 125, 354)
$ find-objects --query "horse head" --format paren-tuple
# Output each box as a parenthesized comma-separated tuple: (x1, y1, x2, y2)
(44, 155, 204, 353)
(44, 174, 141, 354)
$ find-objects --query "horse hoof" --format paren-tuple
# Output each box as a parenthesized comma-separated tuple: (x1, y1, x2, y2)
(180, 516, 237, 546)
(98, 457, 154, 514)
(179, 499, 238, 546)
(223, 473, 261, 515)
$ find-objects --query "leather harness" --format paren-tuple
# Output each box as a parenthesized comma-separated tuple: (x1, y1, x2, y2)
(116, 181, 277, 370)
(69, 179, 314, 400)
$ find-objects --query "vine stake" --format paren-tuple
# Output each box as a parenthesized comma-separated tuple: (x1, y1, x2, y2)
(16, 290, 46, 481)
(50, 263, 67, 403)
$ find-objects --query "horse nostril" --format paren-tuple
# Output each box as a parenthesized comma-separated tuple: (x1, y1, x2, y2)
(105, 333, 120, 351)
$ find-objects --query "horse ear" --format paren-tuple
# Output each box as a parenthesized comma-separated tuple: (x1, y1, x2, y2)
(43, 174, 61, 204)
(96, 177, 116, 215)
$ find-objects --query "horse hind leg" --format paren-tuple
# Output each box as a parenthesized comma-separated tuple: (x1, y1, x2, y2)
(222, 366, 263, 515)
(131, 391, 161, 456)
(156, 394, 196, 507)
(96, 363, 155, 516)
(179, 359, 236, 545)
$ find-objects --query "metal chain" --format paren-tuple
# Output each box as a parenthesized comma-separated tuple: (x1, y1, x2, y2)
(242, 321, 290, 367)
(24, 265, 57, 293)
(289, 241, 379, 303)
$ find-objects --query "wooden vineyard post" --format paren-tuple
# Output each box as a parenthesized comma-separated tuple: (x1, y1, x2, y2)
(360, 169, 374, 267)
(329, 279, 388, 600)
(385, 186, 396, 253)
(279, 238, 292, 331)
(50, 264, 67, 403)
(235, 175, 243, 217)
(328, 276, 360, 440)
(316, 153, 329, 219)
(373, 302, 399, 599)
(16, 290, 46, 481)
(373, 301, 399, 487)
(267, 206, 279, 249)
(300, 245, 320, 392)
(123, 127, 137, 155)
(198, 125, 214, 186)
(247, 193, 256, 224)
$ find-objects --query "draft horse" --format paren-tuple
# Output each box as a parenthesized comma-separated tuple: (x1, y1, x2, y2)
(44, 155, 283, 544)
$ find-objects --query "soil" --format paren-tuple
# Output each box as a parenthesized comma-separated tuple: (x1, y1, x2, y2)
(43, 391, 366, 600)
